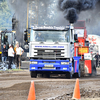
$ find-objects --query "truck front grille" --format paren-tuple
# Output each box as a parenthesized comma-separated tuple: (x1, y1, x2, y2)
(34, 49, 64, 59)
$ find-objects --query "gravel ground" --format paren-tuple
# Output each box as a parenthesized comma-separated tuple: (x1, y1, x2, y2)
(0, 69, 100, 100)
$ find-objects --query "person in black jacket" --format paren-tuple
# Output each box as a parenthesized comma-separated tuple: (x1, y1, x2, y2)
(95, 53, 100, 68)
(2, 44, 8, 62)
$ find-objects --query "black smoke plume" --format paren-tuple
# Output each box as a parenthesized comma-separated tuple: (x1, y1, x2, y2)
(58, 0, 99, 23)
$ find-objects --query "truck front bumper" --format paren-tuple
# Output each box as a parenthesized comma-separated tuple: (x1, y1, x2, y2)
(30, 59, 72, 72)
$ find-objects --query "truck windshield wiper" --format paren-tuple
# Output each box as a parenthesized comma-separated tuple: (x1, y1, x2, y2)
(55, 41, 59, 44)
(39, 41, 44, 44)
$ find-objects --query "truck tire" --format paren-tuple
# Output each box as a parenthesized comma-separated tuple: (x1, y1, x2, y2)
(92, 67, 96, 76)
(79, 61, 85, 77)
(78, 67, 81, 78)
(91, 60, 97, 76)
(77, 65, 84, 78)
(66, 72, 72, 79)
(30, 71, 37, 78)
(92, 65, 96, 76)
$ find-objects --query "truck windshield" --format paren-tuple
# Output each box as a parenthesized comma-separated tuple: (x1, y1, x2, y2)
(30, 30, 70, 42)
(74, 29, 84, 37)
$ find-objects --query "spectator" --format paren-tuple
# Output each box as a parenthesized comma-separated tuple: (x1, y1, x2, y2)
(14, 41, 19, 64)
(2, 44, 8, 62)
(11, 45, 15, 63)
(16, 43, 24, 68)
(95, 53, 100, 68)
(8, 44, 14, 69)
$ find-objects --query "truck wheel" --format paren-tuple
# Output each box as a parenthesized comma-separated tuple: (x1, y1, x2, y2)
(78, 67, 81, 78)
(92, 66, 96, 76)
(30, 71, 37, 78)
(79, 61, 84, 77)
(77, 61, 85, 78)
(66, 72, 72, 79)
(91, 61, 97, 76)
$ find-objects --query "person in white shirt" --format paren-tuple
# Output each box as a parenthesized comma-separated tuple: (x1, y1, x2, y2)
(16, 44, 24, 67)
(8, 44, 14, 69)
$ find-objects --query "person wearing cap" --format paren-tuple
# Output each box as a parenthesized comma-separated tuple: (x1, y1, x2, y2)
(16, 43, 24, 68)
(8, 44, 14, 69)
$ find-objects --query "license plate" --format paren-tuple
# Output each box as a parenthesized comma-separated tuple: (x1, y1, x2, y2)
(44, 65, 53, 67)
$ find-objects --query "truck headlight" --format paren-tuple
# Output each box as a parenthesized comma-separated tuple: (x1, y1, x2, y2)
(31, 61, 37, 64)
(31, 67, 35, 69)
(61, 62, 69, 65)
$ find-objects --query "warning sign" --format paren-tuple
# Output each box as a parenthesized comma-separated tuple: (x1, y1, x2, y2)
(78, 47, 89, 55)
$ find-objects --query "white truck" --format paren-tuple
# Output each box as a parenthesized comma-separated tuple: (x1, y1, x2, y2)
(29, 25, 81, 78)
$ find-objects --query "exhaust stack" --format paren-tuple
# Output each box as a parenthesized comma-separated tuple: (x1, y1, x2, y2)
(70, 23, 74, 29)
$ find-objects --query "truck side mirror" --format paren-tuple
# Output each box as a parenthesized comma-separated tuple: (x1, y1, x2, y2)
(24, 33, 27, 42)
(24, 29, 28, 42)
(74, 34, 78, 41)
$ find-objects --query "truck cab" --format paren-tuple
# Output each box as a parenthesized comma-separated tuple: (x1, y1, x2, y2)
(74, 21, 96, 76)
(1, 30, 16, 49)
(29, 25, 79, 78)
(0, 30, 16, 60)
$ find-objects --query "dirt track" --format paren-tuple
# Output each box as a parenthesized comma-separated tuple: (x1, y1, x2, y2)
(0, 69, 100, 100)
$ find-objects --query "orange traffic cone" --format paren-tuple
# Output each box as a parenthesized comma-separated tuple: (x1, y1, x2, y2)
(72, 78, 80, 99)
(27, 81, 36, 100)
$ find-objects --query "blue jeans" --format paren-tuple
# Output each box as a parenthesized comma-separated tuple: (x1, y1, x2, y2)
(2, 56, 7, 62)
